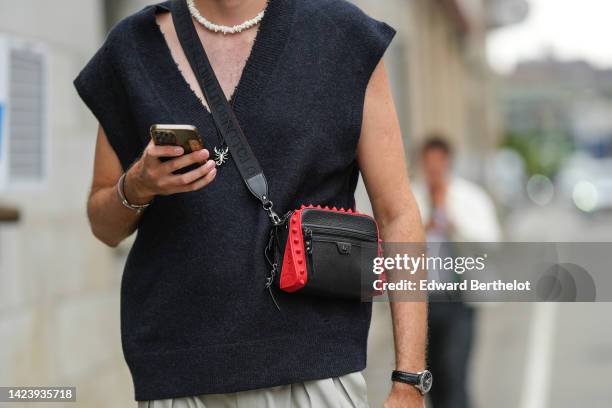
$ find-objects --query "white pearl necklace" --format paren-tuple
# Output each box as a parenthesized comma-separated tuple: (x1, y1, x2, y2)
(186, 0, 267, 35)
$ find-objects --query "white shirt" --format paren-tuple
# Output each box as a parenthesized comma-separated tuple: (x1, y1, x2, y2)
(413, 177, 502, 242)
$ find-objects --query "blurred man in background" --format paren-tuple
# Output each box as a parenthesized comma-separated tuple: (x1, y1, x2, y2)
(413, 136, 501, 408)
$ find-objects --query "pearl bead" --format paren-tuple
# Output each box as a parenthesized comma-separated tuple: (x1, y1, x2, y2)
(186, 0, 267, 35)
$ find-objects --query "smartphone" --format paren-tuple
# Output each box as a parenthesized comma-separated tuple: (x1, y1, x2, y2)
(150, 124, 205, 173)
(150, 124, 204, 154)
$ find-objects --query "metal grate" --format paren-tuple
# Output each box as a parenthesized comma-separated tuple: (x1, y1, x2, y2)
(7, 47, 45, 182)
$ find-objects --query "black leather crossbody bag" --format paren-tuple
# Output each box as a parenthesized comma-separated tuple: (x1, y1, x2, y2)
(171, 0, 383, 301)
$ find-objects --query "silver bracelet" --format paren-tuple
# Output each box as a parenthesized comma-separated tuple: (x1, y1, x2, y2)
(117, 173, 151, 214)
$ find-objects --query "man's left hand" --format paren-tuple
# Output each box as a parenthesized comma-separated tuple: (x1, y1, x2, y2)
(383, 382, 424, 408)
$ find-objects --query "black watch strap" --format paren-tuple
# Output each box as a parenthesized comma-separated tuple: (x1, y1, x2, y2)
(391, 370, 420, 385)
(391, 370, 433, 395)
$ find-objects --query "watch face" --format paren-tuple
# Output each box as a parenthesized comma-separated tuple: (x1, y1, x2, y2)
(420, 371, 433, 393)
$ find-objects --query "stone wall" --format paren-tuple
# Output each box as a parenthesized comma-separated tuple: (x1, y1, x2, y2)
(0, 1, 134, 406)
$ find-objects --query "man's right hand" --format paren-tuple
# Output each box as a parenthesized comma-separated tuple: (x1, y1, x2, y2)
(124, 140, 218, 205)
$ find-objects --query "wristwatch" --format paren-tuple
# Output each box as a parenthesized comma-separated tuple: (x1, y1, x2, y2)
(391, 370, 433, 395)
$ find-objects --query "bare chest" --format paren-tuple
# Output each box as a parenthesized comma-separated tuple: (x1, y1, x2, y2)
(198, 29, 257, 99)
(157, 12, 257, 106)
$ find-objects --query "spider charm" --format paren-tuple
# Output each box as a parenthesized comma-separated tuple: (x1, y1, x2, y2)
(214, 146, 230, 166)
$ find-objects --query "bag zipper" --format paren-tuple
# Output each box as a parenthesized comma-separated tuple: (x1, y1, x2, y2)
(303, 225, 378, 242)
(303, 226, 378, 256)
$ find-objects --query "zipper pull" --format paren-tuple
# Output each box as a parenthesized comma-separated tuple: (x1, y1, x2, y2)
(265, 263, 281, 311)
(304, 228, 313, 254)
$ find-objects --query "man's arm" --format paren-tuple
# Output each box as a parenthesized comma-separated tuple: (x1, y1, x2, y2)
(88, 126, 217, 247)
(358, 60, 427, 407)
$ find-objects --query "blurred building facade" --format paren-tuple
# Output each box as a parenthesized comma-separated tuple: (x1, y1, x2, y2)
(352, 0, 527, 183)
(0, 2, 133, 408)
(0, 1, 522, 407)
(501, 54, 612, 160)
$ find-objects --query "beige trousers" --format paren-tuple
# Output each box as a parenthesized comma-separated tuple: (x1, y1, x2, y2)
(138, 372, 368, 408)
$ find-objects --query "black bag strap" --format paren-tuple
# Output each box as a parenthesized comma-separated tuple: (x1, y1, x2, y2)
(171, 0, 281, 224)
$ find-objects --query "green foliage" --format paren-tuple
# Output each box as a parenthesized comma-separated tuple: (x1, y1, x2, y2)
(502, 131, 574, 177)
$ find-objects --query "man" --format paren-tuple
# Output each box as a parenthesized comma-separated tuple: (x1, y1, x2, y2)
(75, 0, 428, 406)
(413, 136, 501, 408)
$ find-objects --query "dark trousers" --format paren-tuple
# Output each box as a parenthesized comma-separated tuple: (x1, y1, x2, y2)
(427, 301, 475, 408)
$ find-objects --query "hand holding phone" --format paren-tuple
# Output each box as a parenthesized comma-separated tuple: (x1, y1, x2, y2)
(150, 124, 208, 174)
(121, 125, 217, 204)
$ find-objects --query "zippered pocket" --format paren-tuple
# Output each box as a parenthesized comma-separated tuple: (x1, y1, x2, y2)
(303, 224, 378, 243)
(301, 225, 379, 298)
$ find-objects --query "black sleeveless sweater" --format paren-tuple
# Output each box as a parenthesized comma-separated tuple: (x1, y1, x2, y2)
(74, 0, 395, 401)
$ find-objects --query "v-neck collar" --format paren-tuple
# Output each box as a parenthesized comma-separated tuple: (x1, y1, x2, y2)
(138, 0, 295, 143)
